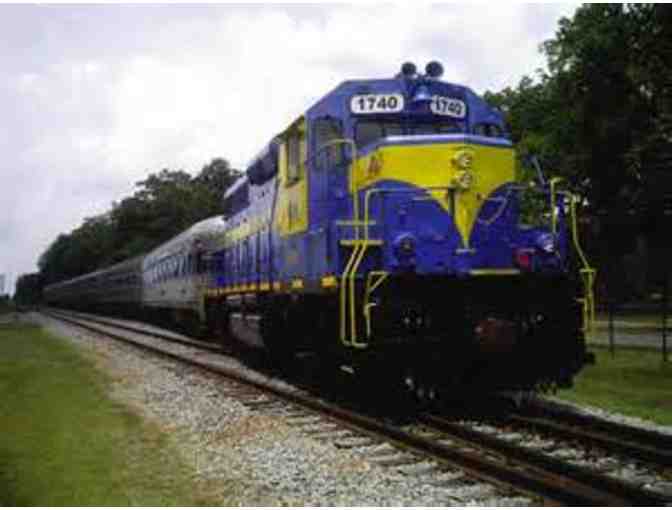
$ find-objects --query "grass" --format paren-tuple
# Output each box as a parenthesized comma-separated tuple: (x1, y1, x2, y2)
(557, 345, 672, 426)
(0, 322, 216, 506)
(0, 301, 14, 316)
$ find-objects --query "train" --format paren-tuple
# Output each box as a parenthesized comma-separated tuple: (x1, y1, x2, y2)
(45, 61, 595, 396)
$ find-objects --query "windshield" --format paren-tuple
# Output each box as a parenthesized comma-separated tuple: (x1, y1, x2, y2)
(356, 121, 403, 148)
(355, 119, 462, 148)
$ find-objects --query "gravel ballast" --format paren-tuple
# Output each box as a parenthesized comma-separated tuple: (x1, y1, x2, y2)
(32, 313, 532, 506)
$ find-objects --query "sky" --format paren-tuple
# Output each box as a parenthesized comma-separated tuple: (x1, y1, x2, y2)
(0, 3, 580, 294)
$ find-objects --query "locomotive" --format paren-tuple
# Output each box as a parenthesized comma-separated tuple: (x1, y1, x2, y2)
(45, 62, 595, 395)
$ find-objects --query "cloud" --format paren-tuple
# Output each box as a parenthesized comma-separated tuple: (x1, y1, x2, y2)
(0, 3, 579, 293)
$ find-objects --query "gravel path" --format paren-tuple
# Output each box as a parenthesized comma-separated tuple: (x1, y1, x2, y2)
(31, 313, 532, 506)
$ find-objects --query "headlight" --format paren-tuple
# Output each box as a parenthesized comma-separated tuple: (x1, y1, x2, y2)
(453, 149, 474, 171)
(454, 169, 474, 190)
(535, 232, 555, 253)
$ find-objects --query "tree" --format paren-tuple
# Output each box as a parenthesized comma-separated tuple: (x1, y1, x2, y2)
(14, 273, 43, 305)
(194, 157, 240, 210)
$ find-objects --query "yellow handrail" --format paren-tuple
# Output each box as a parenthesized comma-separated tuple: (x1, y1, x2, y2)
(329, 138, 366, 347)
(364, 271, 389, 338)
(553, 184, 596, 333)
(569, 194, 596, 332)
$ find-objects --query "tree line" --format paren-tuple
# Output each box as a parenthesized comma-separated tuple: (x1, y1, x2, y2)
(14, 4, 672, 304)
(15, 158, 239, 304)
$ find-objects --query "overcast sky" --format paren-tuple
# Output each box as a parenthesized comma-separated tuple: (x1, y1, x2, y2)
(0, 3, 580, 294)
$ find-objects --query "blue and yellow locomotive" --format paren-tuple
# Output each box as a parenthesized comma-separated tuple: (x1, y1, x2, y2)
(205, 61, 594, 393)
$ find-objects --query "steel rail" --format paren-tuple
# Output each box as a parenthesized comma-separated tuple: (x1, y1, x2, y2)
(524, 399, 672, 451)
(506, 413, 672, 466)
(43, 307, 225, 354)
(421, 414, 669, 507)
(41, 309, 672, 506)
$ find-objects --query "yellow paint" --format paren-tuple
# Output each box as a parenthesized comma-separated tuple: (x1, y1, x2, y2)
(275, 117, 309, 237)
(470, 269, 521, 276)
(352, 141, 515, 247)
(222, 217, 269, 248)
(340, 239, 383, 246)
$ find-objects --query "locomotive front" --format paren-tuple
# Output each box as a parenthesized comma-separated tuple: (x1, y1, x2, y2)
(328, 62, 593, 393)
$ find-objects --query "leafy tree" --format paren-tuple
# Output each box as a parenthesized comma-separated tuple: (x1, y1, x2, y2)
(14, 273, 43, 305)
(194, 158, 240, 211)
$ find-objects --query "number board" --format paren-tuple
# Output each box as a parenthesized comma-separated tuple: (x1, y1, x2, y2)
(350, 94, 404, 114)
(430, 96, 466, 118)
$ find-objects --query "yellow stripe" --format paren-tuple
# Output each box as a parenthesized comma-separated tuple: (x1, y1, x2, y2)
(470, 269, 521, 276)
(339, 239, 383, 247)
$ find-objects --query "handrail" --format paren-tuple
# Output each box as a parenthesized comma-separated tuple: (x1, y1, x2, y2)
(553, 183, 596, 332)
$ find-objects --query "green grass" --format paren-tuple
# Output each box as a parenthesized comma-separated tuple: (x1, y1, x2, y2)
(557, 346, 672, 426)
(0, 323, 216, 506)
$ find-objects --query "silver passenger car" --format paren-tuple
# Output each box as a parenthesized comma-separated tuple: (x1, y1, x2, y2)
(141, 216, 226, 322)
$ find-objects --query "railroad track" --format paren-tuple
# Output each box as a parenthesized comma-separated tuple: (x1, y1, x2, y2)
(43, 307, 226, 354)
(40, 308, 672, 506)
(504, 410, 672, 466)
(519, 399, 672, 459)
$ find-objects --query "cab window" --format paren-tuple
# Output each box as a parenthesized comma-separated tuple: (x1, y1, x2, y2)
(408, 120, 461, 135)
(355, 121, 402, 149)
